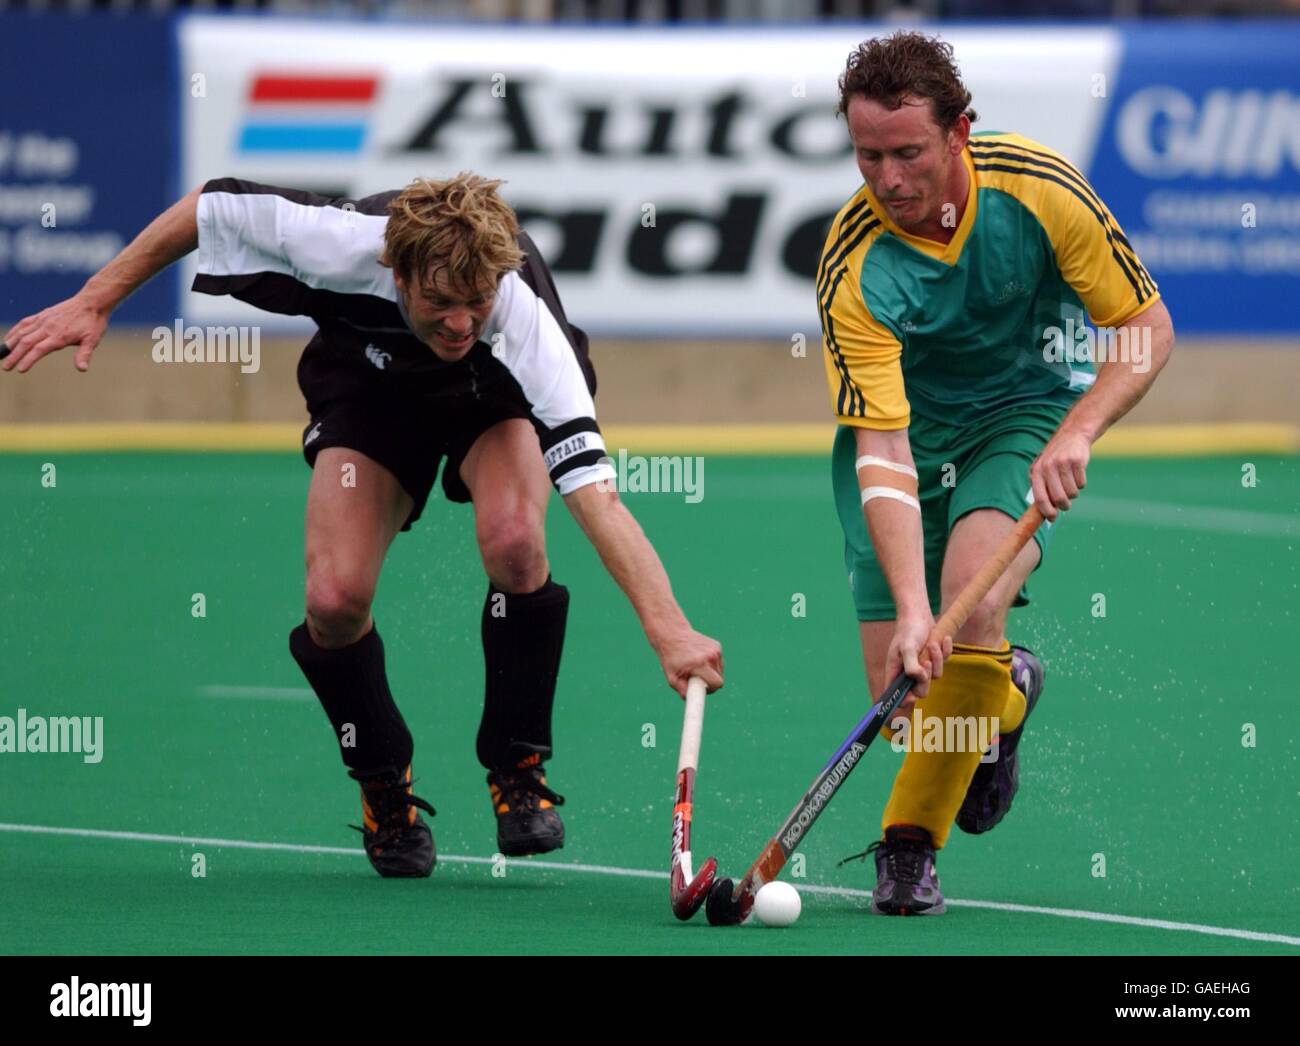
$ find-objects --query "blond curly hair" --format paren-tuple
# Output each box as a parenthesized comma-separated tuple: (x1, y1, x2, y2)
(380, 171, 524, 295)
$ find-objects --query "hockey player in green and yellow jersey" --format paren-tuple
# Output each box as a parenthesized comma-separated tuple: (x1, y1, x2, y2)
(821, 32, 1174, 915)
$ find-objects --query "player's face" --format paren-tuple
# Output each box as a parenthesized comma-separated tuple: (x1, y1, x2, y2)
(847, 95, 965, 232)
(397, 269, 499, 362)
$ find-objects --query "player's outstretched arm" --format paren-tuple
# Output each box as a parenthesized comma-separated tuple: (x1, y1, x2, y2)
(1, 186, 204, 374)
(563, 481, 724, 699)
(1030, 298, 1175, 521)
(855, 425, 949, 699)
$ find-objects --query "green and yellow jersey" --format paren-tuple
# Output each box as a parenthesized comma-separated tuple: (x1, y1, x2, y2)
(819, 131, 1159, 430)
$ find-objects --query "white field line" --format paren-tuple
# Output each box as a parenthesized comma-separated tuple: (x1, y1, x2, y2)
(1, 822, 1296, 948)
(1074, 497, 1300, 539)
(709, 482, 1299, 539)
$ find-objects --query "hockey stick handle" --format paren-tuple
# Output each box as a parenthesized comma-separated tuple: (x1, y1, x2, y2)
(931, 506, 1044, 644)
(671, 676, 717, 919)
(676, 675, 708, 774)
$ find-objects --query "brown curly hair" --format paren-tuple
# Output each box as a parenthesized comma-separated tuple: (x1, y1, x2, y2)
(837, 31, 977, 131)
(380, 171, 524, 294)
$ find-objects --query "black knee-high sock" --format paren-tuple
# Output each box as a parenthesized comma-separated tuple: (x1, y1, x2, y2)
(289, 621, 413, 780)
(478, 577, 569, 771)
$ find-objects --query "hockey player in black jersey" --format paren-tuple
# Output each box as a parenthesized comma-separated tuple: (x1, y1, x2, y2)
(2, 172, 724, 877)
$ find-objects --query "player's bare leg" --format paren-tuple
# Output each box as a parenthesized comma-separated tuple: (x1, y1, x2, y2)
(859, 621, 895, 699)
(856, 509, 1043, 913)
(460, 418, 569, 855)
(303, 447, 413, 648)
(291, 447, 435, 877)
(942, 509, 1046, 836)
(460, 417, 552, 594)
(857, 511, 1038, 721)
(940, 509, 1040, 650)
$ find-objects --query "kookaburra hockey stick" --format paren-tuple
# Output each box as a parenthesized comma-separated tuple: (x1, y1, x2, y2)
(706, 506, 1045, 925)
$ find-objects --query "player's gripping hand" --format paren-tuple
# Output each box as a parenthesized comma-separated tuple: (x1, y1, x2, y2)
(887, 611, 951, 716)
(1, 293, 109, 374)
(1029, 428, 1090, 522)
(653, 625, 724, 699)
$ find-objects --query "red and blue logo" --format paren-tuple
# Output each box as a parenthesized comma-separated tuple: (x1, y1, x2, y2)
(238, 73, 380, 154)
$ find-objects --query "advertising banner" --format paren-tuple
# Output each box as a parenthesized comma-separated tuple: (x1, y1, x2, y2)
(177, 19, 1121, 336)
(0, 13, 177, 326)
(1088, 23, 1300, 334)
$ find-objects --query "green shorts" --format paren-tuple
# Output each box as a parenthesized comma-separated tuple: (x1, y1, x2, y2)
(832, 404, 1065, 622)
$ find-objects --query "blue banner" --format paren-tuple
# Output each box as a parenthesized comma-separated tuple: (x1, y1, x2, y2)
(0, 13, 177, 325)
(1090, 22, 1300, 335)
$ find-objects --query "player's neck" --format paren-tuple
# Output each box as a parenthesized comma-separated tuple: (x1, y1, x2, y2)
(912, 151, 970, 245)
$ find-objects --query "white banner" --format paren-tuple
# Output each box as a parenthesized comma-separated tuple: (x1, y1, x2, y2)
(178, 18, 1120, 336)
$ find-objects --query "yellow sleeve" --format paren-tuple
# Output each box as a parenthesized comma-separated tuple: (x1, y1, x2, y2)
(820, 271, 908, 430)
(1032, 153, 1160, 328)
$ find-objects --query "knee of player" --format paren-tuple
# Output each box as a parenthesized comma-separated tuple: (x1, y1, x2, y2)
(950, 594, 1006, 647)
(304, 571, 375, 630)
(477, 512, 547, 583)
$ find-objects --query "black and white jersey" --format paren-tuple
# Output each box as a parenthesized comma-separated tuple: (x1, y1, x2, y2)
(191, 178, 614, 496)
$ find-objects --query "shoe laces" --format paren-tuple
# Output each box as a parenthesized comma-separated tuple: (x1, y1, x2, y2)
(490, 766, 565, 813)
(351, 773, 436, 838)
(839, 833, 929, 883)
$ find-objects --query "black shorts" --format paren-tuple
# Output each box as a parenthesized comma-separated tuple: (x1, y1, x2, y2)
(297, 341, 533, 531)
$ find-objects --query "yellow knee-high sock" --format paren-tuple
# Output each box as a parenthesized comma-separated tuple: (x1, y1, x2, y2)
(880, 649, 1025, 741)
(1000, 665, 1027, 735)
(882, 652, 1024, 742)
(881, 643, 1013, 849)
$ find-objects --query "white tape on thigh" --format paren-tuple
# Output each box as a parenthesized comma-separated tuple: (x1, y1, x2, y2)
(855, 455, 918, 479)
(862, 486, 921, 512)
